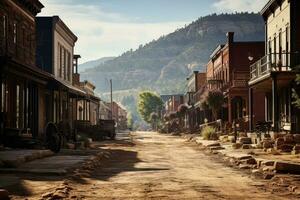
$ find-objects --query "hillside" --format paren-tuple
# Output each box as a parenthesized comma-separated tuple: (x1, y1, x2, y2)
(78, 57, 115, 72)
(81, 13, 265, 125)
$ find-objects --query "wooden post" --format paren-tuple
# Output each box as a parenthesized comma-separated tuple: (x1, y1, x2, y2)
(272, 74, 279, 132)
(249, 88, 254, 132)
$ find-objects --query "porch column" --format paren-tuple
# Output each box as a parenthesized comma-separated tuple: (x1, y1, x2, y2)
(228, 95, 232, 124)
(272, 75, 279, 132)
(249, 88, 254, 132)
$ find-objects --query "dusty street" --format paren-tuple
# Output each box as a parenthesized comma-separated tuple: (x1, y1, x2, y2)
(57, 132, 295, 200)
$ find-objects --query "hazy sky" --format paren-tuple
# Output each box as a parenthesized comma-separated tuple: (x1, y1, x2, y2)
(39, 0, 268, 63)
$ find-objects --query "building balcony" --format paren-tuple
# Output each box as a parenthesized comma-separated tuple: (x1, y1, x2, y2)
(249, 53, 300, 85)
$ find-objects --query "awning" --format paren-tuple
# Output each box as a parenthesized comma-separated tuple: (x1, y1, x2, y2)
(50, 75, 86, 96)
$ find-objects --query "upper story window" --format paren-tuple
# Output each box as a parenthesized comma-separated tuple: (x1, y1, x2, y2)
(1, 15, 6, 39)
(13, 22, 17, 44)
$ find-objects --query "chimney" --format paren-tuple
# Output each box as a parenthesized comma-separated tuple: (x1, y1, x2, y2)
(227, 32, 234, 44)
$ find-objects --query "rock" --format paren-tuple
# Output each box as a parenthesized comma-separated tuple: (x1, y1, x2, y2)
(262, 166, 275, 172)
(239, 137, 252, 145)
(228, 136, 236, 143)
(0, 189, 9, 200)
(289, 185, 298, 192)
(51, 191, 66, 199)
(263, 139, 273, 149)
(239, 164, 251, 169)
(284, 134, 295, 144)
(264, 173, 275, 180)
(275, 137, 285, 148)
(274, 161, 300, 173)
(242, 144, 252, 149)
(210, 133, 219, 140)
(278, 144, 294, 152)
(209, 146, 225, 151)
(232, 143, 242, 149)
(293, 134, 300, 144)
(236, 155, 253, 161)
(292, 145, 300, 155)
(219, 135, 228, 142)
(251, 169, 263, 178)
(261, 160, 275, 167)
(238, 132, 247, 138)
(206, 142, 221, 147)
(42, 192, 53, 198)
(244, 158, 257, 165)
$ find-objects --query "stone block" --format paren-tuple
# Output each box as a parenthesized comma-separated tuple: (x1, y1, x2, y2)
(274, 161, 300, 174)
(242, 144, 252, 149)
(239, 164, 251, 170)
(284, 134, 295, 144)
(293, 134, 300, 144)
(219, 135, 228, 142)
(277, 144, 294, 152)
(261, 160, 275, 167)
(209, 146, 225, 151)
(238, 132, 247, 138)
(232, 143, 242, 149)
(206, 142, 221, 147)
(264, 173, 274, 180)
(228, 136, 236, 143)
(275, 137, 285, 148)
(251, 169, 263, 178)
(239, 137, 252, 145)
(262, 166, 275, 172)
(242, 158, 257, 165)
(262, 139, 273, 149)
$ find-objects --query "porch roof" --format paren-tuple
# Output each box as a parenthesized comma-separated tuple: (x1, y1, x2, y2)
(51, 76, 86, 96)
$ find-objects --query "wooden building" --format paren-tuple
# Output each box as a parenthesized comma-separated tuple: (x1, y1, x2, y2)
(0, 0, 52, 144)
(36, 16, 86, 140)
(249, 0, 300, 133)
(185, 71, 207, 130)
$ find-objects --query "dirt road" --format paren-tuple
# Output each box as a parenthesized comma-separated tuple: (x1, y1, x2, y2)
(65, 132, 295, 200)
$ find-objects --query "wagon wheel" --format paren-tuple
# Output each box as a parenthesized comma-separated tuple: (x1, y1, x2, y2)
(45, 123, 62, 153)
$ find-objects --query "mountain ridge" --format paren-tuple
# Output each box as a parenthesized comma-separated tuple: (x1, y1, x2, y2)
(81, 12, 265, 125)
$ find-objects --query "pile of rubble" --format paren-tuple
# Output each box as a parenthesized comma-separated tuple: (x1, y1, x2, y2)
(261, 134, 300, 154)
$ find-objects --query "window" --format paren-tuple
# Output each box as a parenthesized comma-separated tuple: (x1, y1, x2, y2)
(61, 47, 65, 79)
(1, 83, 5, 112)
(273, 35, 277, 64)
(57, 44, 61, 76)
(13, 22, 17, 44)
(67, 52, 71, 81)
(16, 85, 20, 128)
(279, 31, 282, 61)
(2, 15, 6, 38)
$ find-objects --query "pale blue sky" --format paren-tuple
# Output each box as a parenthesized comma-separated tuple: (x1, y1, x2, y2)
(39, 0, 268, 63)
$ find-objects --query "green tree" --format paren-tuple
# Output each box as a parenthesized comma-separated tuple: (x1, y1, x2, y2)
(138, 91, 163, 123)
(127, 112, 134, 130)
(206, 90, 224, 121)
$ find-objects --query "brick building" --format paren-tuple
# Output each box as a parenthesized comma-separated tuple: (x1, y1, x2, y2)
(206, 32, 265, 129)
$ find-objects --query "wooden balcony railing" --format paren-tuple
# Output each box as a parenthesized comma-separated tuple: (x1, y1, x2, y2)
(250, 52, 300, 82)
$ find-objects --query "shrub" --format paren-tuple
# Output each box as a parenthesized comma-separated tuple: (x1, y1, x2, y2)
(201, 126, 217, 140)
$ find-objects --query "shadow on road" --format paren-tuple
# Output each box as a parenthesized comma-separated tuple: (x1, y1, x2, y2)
(0, 147, 142, 197)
